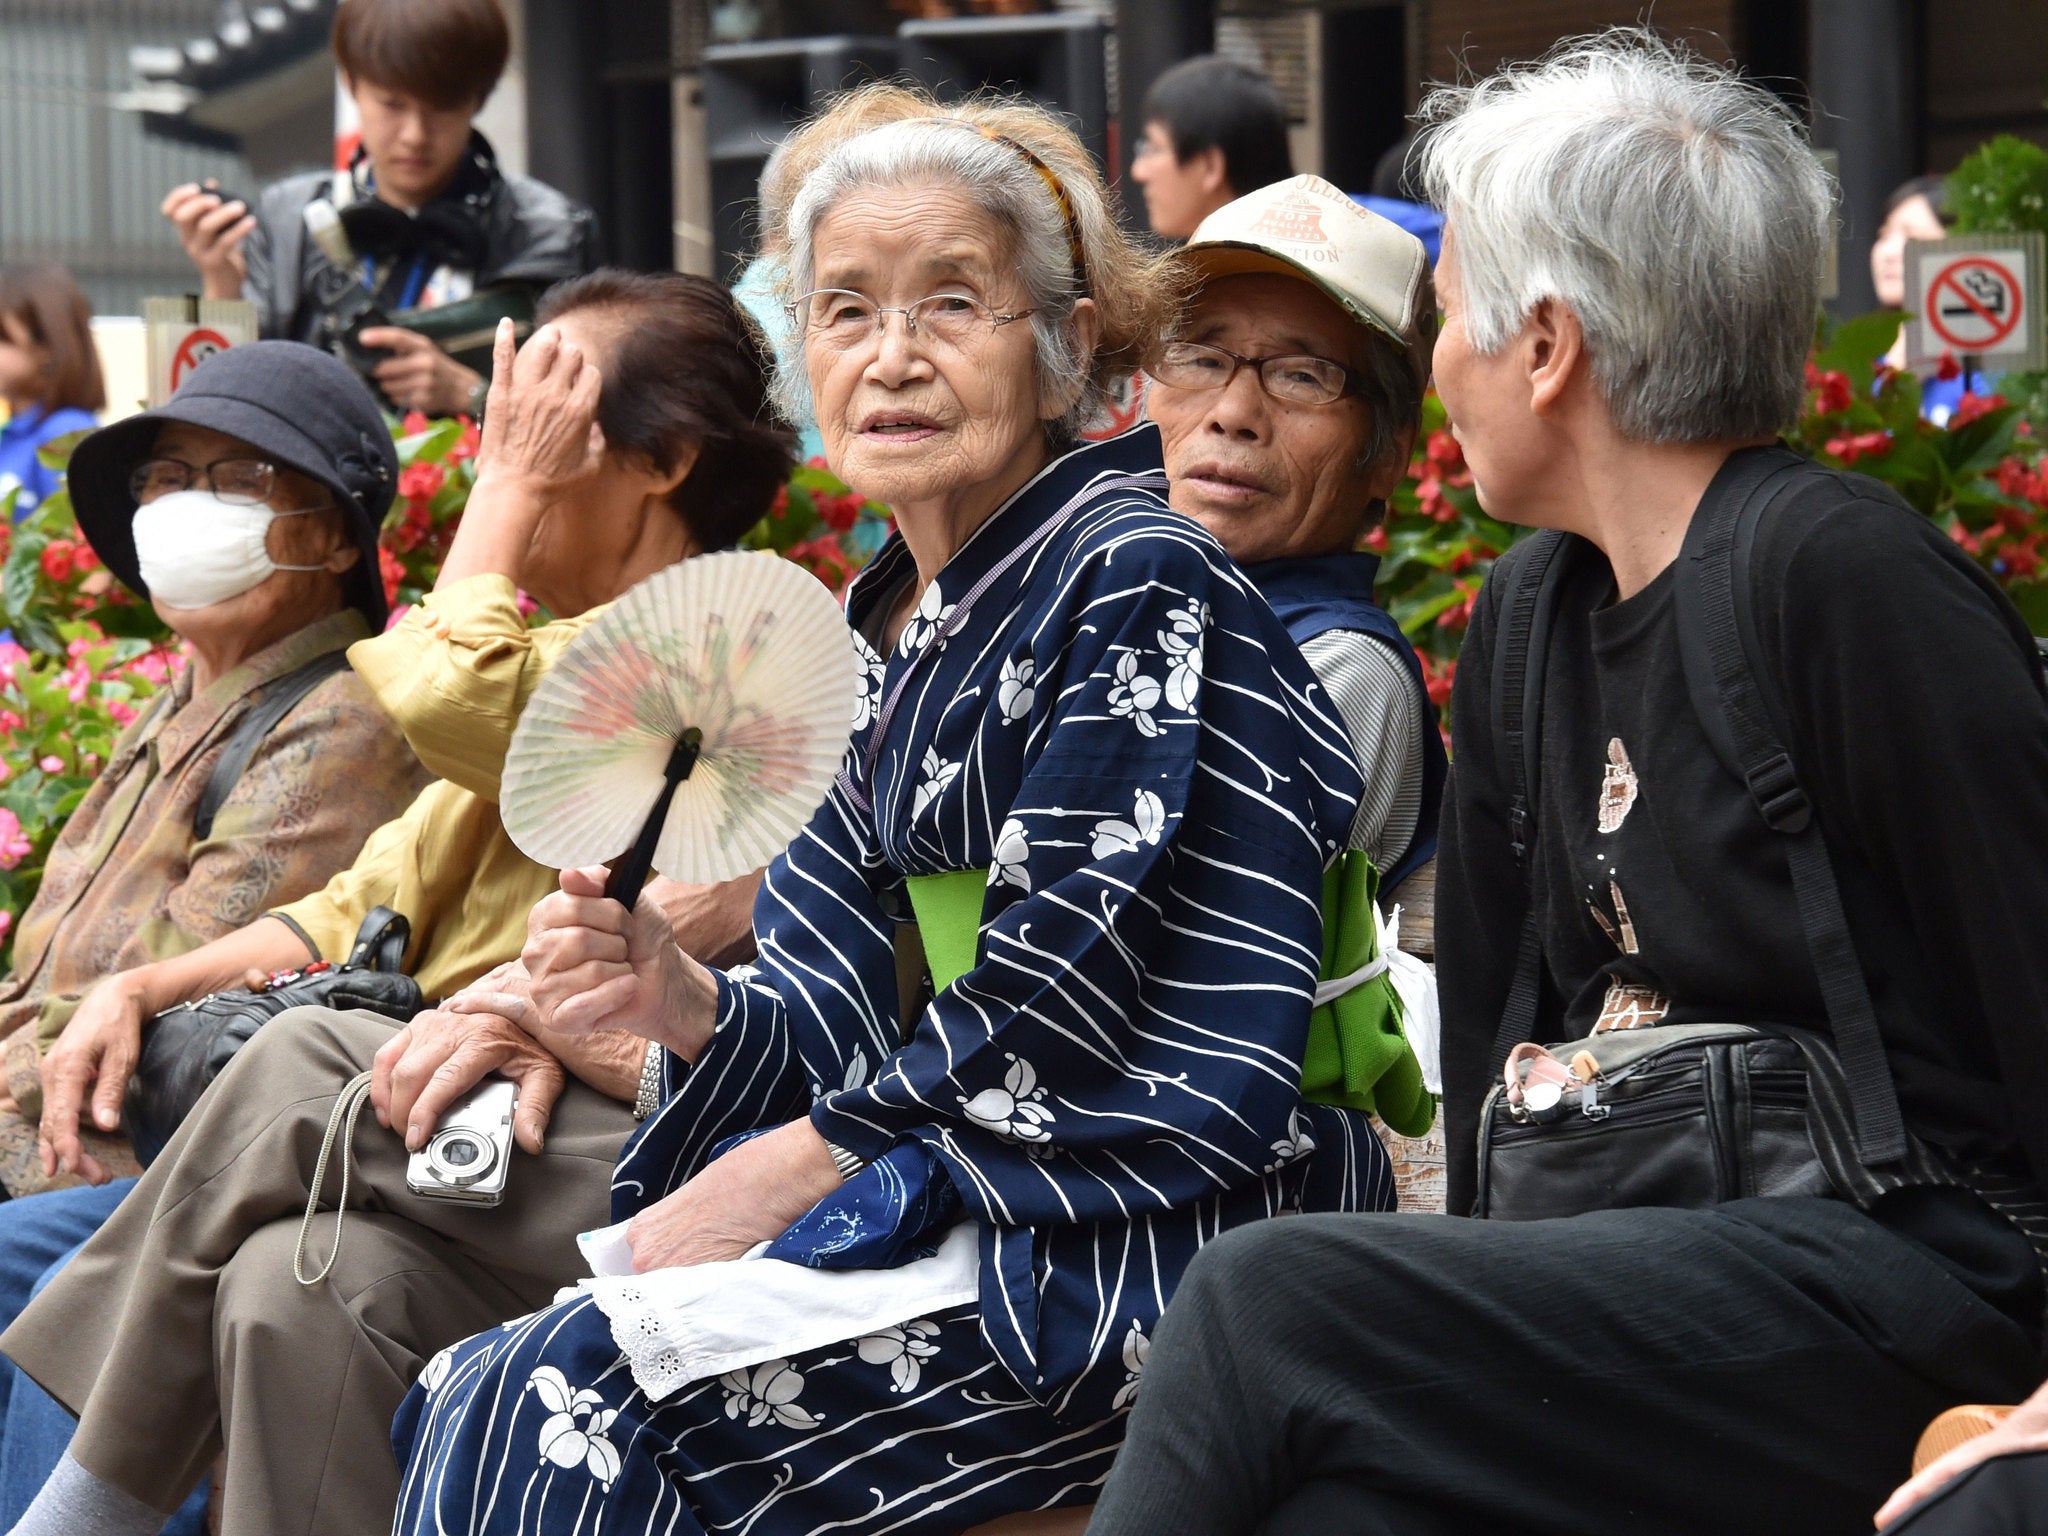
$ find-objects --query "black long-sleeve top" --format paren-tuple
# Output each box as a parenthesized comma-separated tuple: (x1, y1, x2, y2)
(1436, 456, 2048, 1224)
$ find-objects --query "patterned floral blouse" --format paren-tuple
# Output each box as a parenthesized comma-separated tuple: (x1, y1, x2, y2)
(0, 609, 430, 1189)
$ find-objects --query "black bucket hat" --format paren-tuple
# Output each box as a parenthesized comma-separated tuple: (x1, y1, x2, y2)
(69, 340, 398, 628)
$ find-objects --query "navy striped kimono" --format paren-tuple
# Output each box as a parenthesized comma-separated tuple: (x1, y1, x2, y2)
(392, 427, 1396, 1534)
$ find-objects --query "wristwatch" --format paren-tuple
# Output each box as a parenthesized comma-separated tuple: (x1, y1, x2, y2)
(632, 1039, 664, 1120)
(463, 375, 489, 421)
(823, 1140, 867, 1182)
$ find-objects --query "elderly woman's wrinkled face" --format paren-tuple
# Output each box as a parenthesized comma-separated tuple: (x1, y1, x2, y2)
(1148, 274, 1402, 565)
(804, 182, 1050, 514)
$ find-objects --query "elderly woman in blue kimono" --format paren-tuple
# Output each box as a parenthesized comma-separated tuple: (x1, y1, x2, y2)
(391, 84, 1395, 1535)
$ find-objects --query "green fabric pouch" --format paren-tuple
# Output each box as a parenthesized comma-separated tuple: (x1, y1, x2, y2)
(902, 852, 1434, 1136)
(1301, 851, 1434, 1136)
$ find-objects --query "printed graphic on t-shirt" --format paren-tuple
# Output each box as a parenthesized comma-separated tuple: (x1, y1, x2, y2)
(1587, 878, 1670, 1030)
(1597, 737, 1639, 833)
(1596, 980, 1670, 1031)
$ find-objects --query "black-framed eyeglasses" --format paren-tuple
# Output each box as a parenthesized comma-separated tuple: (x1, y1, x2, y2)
(129, 457, 297, 507)
(788, 289, 1035, 351)
(1143, 340, 1362, 407)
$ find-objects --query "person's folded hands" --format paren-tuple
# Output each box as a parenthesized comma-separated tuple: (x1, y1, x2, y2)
(371, 961, 566, 1155)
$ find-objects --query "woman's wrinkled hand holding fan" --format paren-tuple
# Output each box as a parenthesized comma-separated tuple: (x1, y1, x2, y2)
(501, 550, 860, 906)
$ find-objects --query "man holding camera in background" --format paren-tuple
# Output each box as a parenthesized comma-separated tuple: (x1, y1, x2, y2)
(160, 0, 594, 417)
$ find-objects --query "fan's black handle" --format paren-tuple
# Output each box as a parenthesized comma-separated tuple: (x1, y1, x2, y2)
(605, 729, 701, 915)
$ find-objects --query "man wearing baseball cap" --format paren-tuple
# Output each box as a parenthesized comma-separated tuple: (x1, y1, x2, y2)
(1145, 172, 1443, 889)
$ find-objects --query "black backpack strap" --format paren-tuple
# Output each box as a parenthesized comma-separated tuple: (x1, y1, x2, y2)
(193, 651, 352, 842)
(1487, 530, 1576, 1077)
(1673, 449, 1910, 1167)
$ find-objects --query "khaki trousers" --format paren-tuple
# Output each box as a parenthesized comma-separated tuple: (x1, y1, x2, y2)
(0, 1007, 632, 1536)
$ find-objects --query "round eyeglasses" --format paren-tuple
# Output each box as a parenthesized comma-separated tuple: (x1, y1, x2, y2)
(789, 290, 1035, 351)
(1144, 341, 1362, 407)
(129, 457, 290, 506)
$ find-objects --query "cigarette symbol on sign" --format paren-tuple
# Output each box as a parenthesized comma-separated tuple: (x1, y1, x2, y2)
(1941, 269, 2008, 322)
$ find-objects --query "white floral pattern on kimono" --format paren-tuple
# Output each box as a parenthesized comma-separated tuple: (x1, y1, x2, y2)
(718, 1359, 821, 1430)
(856, 1318, 942, 1393)
(898, 579, 956, 655)
(529, 1366, 623, 1486)
(999, 653, 1035, 722)
(1161, 600, 1206, 711)
(851, 631, 888, 732)
(1107, 648, 1166, 737)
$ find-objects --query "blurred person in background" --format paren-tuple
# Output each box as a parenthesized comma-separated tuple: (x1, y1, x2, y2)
(1354, 132, 1443, 263)
(0, 265, 103, 520)
(1871, 175, 1952, 310)
(160, 0, 594, 417)
(1871, 175, 1967, 424)
(1131, 55, 1293, 240)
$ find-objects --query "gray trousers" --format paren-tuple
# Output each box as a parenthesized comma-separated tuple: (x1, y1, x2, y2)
(0, 1008, 632, 1536)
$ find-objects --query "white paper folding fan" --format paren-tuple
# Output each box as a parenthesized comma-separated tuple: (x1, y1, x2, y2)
(501, 550, 859, 898)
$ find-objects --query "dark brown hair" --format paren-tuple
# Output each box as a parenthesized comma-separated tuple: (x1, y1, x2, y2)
(0, 264, 104, 414)
(332, 0, 510, 111)
(538, 270, 795, 554)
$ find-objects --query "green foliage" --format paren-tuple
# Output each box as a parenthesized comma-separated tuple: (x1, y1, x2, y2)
(1947, 135, 2048, 238)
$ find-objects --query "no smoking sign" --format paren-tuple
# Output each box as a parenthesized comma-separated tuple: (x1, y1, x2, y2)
(169, 327, 232, 391)
(1907, 235, 2046, 371)
(143, 296, 256, 407)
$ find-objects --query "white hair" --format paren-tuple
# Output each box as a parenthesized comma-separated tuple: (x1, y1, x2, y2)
(775, 117, 1106, 443)
(1416, 30, 1831, 443)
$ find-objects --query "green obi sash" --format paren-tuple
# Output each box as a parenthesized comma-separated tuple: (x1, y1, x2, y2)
(901, 851, 1435, 1137)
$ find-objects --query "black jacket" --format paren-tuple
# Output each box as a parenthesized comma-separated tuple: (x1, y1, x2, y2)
(238, 135, 596, 345)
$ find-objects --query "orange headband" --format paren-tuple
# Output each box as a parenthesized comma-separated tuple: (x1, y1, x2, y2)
(915, 117, 1090, 295)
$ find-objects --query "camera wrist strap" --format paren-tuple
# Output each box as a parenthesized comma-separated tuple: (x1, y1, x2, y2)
(294, 1071, 377, 1287)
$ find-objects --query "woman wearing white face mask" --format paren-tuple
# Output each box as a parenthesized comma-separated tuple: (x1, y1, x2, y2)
(0, 341, 431, 1206)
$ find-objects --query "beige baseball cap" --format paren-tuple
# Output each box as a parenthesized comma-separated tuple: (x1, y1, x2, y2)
(1182, 173, 1436, 389)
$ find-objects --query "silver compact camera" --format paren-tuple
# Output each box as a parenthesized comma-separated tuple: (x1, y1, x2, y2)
(405, 1078, 517, 1206)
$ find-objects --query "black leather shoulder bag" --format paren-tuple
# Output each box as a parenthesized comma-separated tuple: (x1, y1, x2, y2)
(125, 906, 424, 1165)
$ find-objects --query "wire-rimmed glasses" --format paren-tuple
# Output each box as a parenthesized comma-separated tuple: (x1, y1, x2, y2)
(789, 289, 1036, 351)
(1143, 340, 1362, 407)
(128, 457, 290, 506)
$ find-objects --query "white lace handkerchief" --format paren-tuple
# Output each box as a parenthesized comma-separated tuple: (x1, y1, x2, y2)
(564, 1221, 981, 1403)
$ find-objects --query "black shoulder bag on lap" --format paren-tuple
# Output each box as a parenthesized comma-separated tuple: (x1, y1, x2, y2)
(125, 906, 423, 1166)
(121, 656, 426, 1165)
(1473, 448, 2035, 1222)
